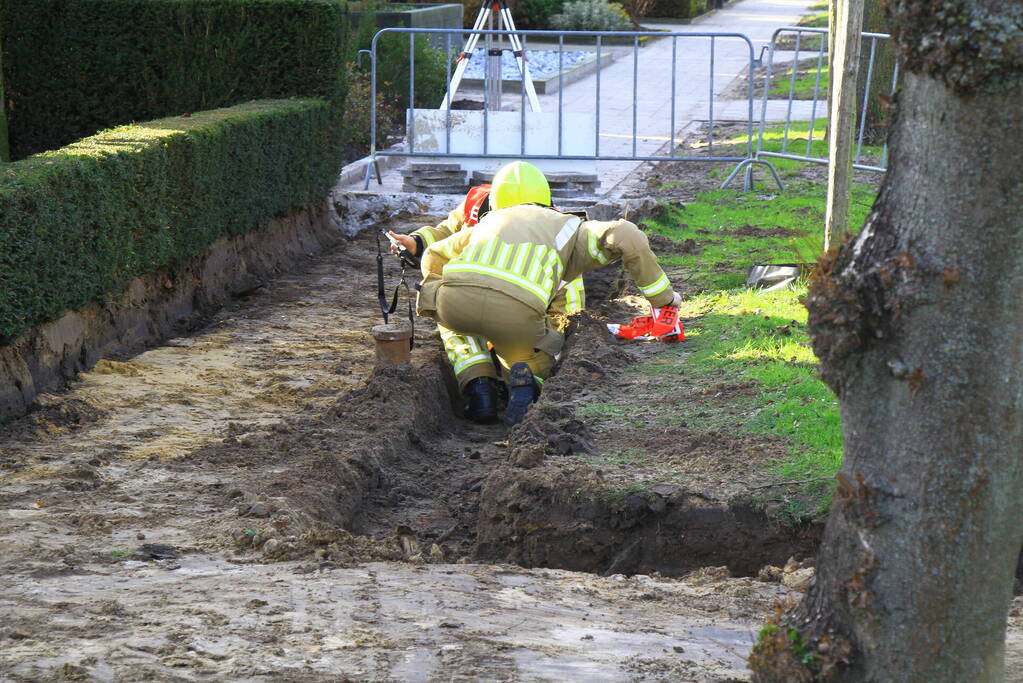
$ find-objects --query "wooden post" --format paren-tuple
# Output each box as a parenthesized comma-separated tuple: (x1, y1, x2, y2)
(824, 0, 864, 250)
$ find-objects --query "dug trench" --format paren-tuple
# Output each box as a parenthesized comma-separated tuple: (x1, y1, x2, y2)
(152, 216, 821, 577)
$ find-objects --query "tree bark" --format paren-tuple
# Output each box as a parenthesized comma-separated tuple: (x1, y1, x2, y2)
(751, 1, 1023, 679)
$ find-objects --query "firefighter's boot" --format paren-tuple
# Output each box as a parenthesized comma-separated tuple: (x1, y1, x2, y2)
(504, 362, 539, 428)
(463, 377, 499, 424)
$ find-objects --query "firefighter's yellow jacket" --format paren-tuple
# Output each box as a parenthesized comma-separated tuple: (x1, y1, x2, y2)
(417, 204, 674, 318)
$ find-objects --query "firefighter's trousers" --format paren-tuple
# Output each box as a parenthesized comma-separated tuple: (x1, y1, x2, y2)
(435, 285, 564, 391)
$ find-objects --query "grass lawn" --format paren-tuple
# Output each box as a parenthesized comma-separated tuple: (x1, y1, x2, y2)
(769, 63, 830, 100)
(622, 124, 880, 518)
(774, 6, 828, 51)
(650, 181, 875, 291)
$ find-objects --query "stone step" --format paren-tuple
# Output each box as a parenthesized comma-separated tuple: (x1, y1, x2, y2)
(402, 182, 470, 194)
(551, 188, 598, 198)
(399, 170, 467, 181)
(470, 170, 599, 185)
(407, 162, 464, 172)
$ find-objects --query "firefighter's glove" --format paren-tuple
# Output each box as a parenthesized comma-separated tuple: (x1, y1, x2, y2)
(387, 231, 419, 256)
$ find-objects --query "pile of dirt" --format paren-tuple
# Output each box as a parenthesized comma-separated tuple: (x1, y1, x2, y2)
(474, 311, 821, 576)
(729, 223, 800, 238)
(186, 359, 456, 564)
(647, 231, 702, 256)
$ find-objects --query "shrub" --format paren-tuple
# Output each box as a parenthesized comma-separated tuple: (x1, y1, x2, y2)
(459, 0, 481, 27)
(645, 0, 706, 19)
(518, 0, 566, 29)
(373, 32, 452, 110)
(366, 36, 452, 111)
(340, 66, 399, 161)
(0, 100, 335, 344)
(549, 0, 632, 30)
(0, 0, 348, 159)
(620, 0, 655, 20)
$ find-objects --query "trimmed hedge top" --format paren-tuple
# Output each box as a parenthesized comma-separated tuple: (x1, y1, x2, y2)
(2, 0, 348, 159)
(0, 99, 335, 343)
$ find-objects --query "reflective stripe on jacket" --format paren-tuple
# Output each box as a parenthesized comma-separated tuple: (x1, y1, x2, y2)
(420, 205, 674, 316)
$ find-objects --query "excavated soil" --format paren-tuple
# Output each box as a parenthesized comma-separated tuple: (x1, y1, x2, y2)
(475, 314, 820, 577)
(4, 212, 1023, 679)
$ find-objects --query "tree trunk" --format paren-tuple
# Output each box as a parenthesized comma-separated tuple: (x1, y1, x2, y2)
(750, 1, 1023, 679)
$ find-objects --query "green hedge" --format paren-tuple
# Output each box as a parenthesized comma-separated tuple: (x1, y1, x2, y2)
(0, 99, 334, 344)
(646, 0, 705, 19)
(1, 0, 348, 159)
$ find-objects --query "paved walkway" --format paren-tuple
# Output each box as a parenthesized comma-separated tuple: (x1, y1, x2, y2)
(338, 0, 820, 196)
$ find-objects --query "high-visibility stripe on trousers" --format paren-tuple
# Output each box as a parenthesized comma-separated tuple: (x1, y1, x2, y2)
(439, 326, 497, 388)
(435, 285, 556, 389)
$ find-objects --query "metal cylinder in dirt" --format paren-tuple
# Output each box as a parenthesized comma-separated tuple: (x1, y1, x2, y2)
(372, 323, 412, 366)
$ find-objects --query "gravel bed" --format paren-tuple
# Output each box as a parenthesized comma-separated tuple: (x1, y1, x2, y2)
(462, 49, 593, 80)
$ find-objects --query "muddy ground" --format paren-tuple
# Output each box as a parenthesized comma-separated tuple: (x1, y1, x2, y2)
(3, 213, 1023, 680)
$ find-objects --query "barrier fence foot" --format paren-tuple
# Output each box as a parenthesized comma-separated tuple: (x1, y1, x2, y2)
(720, 159, 784, 192)
(362, 158, 384, 191)
(363, 159, 373, 191)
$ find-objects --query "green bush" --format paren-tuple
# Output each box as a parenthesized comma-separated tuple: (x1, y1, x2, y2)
(0, 0, 348, 159)
(375, 32, 452, 110)
(340, 65, 399, 160)
(339, 5, 450, 158)
(517, 0, 566, 29)
(646, 0, 705, 19)
(0, 99, 335, 344)
(549, 0, 632, 30)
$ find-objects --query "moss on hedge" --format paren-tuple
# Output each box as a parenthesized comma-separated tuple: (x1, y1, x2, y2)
(0, 99, 334, 344)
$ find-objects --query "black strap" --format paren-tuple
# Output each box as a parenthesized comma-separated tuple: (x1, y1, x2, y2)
(376, 232, 390, 323)
(375, 231, 416, 349)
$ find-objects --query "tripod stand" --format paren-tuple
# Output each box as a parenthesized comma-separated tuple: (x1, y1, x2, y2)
(439, 0, 541, 112)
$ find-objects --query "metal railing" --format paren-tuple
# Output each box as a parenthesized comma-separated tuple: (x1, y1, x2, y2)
(722, 26, 899, 189)
(359, 27, 774, 190)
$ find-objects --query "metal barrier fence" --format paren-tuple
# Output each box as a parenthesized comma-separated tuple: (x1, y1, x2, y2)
(359, 27, 770, 191)
(723, 26, 899, 189)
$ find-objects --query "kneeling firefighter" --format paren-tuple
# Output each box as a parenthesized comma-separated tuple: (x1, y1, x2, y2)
(389, 180, 586, 425)
(416, 161, 682, 428)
